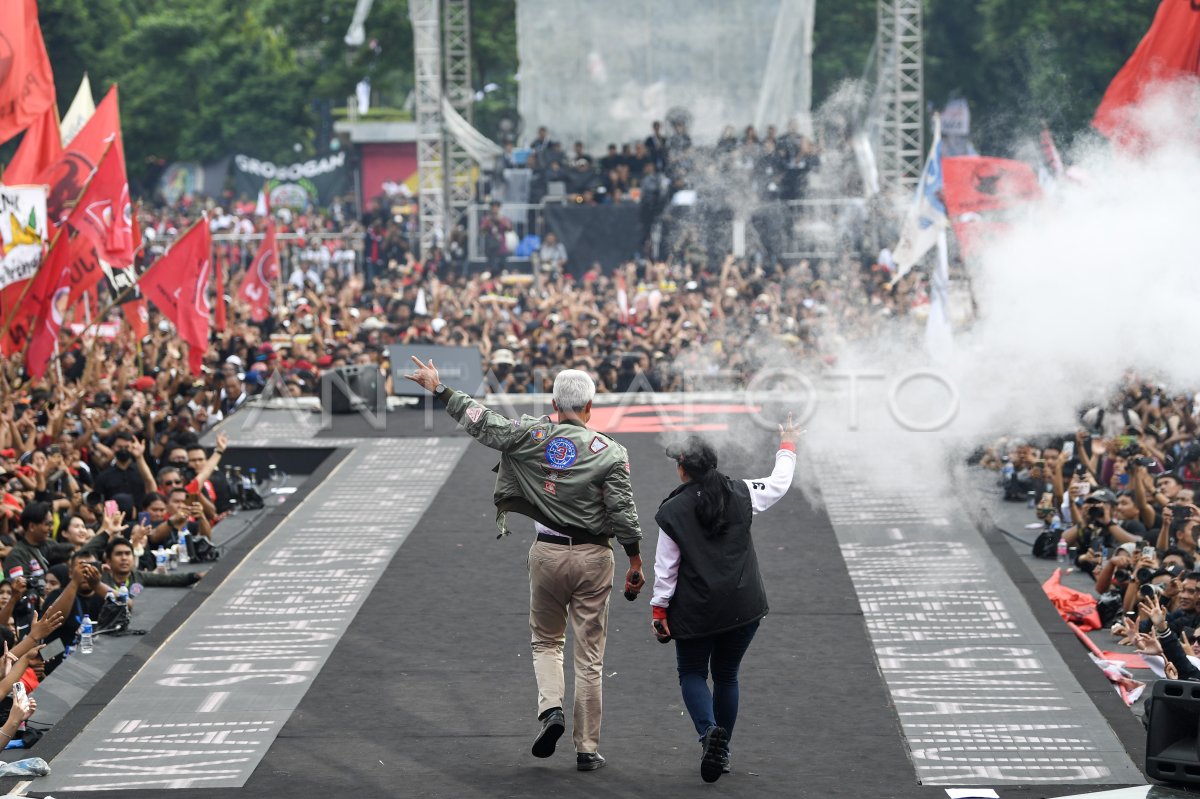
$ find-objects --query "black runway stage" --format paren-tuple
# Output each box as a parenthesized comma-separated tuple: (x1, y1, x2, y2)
(6, 405, 1175, 798)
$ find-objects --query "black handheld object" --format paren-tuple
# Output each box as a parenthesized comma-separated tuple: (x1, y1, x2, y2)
(624, 571, 641, 602)
(653, 620, 671, 644)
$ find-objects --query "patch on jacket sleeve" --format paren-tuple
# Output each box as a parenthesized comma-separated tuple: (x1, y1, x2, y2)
(588, 436, 608, 454)
(466, 406, 484, 424)
(530, 428, 547, 441)
(543, 480, 557, 496)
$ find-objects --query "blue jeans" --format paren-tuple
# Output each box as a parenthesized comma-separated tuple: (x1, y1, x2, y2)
(674, 620, 760, 742)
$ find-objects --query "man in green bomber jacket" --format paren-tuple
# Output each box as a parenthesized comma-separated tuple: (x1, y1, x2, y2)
(405, 358, 643, 773)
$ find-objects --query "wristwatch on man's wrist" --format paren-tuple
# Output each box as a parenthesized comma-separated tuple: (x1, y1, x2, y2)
(433, 383, 448, 396)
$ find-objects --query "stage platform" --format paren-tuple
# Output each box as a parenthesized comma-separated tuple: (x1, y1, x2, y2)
(0, 402, 1189, 798)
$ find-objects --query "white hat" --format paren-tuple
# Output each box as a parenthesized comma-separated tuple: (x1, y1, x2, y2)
(491, 349, 516, 366)
(226, 355, 243, 367)
(431, 318, 447, 333)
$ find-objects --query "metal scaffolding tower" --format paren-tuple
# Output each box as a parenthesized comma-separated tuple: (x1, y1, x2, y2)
(876, 0, 924, 197)
(410, 0, 445, 254)
(443, 0, 474, 224)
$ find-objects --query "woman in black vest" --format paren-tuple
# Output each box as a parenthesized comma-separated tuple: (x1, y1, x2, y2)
(650, 417, 800, 782)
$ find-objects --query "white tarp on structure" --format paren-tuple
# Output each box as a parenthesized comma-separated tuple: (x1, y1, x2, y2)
(516, 0, 814, 148)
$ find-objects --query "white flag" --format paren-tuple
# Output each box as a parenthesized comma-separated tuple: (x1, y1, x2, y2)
(891, 115, 946, 282)
(925, 228, 953, 362)
(60, 73, 96, 147)
(0, 186, 48, 291)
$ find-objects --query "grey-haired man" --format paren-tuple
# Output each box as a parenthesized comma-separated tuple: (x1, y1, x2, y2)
(405, 359, 643, 772)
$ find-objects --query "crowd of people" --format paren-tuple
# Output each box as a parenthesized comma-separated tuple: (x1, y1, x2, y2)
(984, 377, 1200, 717)
(482, 117, 850, 268)
(492, 117, 827, 210)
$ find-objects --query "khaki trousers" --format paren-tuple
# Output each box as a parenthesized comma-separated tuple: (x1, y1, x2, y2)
(527, 540, 614, 754)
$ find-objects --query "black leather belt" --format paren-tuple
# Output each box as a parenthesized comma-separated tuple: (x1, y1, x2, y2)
(536, 531, 611, 548)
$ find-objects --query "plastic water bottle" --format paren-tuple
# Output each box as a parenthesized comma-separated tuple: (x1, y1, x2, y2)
(178, 529, 190, 564)
(79, 615, 94, 654)
(248, 467, 258, 488)
(116, 585, 129, 606)
(1056, 537, 1068, 563)
(1001, 457, 1015, 485)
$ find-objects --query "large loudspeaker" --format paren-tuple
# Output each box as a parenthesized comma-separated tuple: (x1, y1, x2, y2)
(1147, 680, 1200, 784)
(320, 365, 382, 414)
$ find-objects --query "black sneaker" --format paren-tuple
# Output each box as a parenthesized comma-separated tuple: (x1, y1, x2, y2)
(531, 708, 565, 758)
(700, 726, 729, 783)
(577, 752, 606, 771)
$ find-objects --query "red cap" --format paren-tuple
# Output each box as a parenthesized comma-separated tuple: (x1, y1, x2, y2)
(0, 449, 15, 460)
(132, 376, 156, 392)
(317, 355, 334, 368)
(292, 360, 315, 372)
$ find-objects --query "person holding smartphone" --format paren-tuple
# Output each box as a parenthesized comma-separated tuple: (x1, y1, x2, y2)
(649, 415, 800, 783)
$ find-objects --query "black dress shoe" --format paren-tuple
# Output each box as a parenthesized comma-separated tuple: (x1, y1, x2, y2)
(576, 752, 606, 771)
(700, 726, 729, 783)
(531, 709, 565, 758)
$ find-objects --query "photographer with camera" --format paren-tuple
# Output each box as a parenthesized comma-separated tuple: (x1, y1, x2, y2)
(1064, 490, 1141, 574)
(1156, 502, 1200, 556)
(2, 503, 55, 631)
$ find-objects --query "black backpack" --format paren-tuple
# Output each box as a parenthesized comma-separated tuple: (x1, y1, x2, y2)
(1032, 526, 1062, 559)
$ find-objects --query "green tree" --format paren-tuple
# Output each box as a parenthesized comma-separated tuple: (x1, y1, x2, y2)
(108, 1, 312, 189)
(470, 0, 518, 142)
(812, 0, 876, 108)
(926, 0, 1159, 152)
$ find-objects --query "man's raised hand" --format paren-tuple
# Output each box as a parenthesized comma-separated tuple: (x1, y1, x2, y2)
(404, 356, 441, 393)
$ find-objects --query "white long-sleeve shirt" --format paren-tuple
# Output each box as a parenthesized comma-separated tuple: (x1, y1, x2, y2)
(651, 447, 797, 608)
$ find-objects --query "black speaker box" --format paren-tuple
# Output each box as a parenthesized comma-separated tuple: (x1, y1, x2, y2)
(320, 365, 382, 414)
(1147, 679, 1200, 784)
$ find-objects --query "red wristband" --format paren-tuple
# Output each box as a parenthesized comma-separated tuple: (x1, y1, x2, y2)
(780, 442, 796, 452)
(652, 605, 668, 621)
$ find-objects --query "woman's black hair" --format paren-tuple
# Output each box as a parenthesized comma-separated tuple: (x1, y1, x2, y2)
(671, 436, 729, 536)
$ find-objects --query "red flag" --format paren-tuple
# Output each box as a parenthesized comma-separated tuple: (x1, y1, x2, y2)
(67, 144, 133, 268)
(942, 156, 1042, 258)
(123, 298, 148, 340)
(62, 235, 105, 311)
(138, 221, 212, 374)
(25, 239, 77, 378)
(0, 0, 56, 145)
(237, 222, 278, 322)
(0, 232, 64, 355)
(1093, 0, 1200, 145)
(3, 103, 62, 184)
(214, 247, 227, 333)
(36, 85, 124, 228)
(130, 200, 142, 255)
(1039, 125, 1064, 179)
